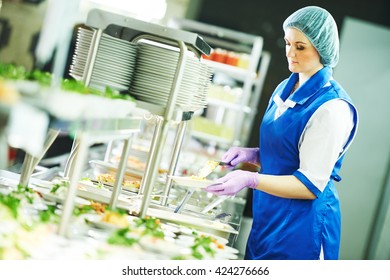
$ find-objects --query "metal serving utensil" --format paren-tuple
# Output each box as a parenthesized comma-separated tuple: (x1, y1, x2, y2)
(201, 195, 231, 214)
(197, 161, 228, 179)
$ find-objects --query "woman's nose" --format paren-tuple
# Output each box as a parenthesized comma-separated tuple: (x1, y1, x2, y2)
(286, 46, 295, 57)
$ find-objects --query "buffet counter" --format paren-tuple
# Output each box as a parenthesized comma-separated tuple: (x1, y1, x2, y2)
(0, 166, 240, 260)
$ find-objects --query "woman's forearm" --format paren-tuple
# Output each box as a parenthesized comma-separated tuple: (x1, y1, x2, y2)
(255, 174, 316, 199)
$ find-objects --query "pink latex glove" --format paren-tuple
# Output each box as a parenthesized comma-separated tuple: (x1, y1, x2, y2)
(205, 170, 259, 196)
(222, 147, 260, 167)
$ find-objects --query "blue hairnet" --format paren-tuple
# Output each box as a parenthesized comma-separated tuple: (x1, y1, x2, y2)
(283, 6, 339, 68)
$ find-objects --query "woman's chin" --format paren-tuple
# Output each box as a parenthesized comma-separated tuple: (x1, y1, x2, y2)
(288, 65, 299, 73)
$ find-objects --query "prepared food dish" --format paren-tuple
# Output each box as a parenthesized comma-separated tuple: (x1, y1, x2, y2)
(110, 156, 168, 174)
(90, 201, 107, 214)
(101, 210, 129, 228)
(196, 160, 220, 179)
(190, 175, 206, 180)
(205, 160, 219, 170)
(96, 173, 141, 189)
(0, 81, 20, 105)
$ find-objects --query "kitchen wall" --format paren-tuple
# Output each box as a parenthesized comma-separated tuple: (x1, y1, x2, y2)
(0, 1, 47, 69)
(335, 17, 390, 260)
(0, 0, 190, 70)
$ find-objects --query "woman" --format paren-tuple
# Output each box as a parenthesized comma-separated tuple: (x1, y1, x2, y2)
(205, 6, 359, 260)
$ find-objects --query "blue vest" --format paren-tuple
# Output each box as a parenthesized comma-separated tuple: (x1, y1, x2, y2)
(245, 66, 358, 260)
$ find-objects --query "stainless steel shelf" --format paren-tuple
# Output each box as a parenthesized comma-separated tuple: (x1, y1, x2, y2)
(86, 9, 211, 56)
(203, 60, 257, 82)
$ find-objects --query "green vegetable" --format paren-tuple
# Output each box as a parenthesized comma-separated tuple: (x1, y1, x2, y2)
(0, 62, 135, 101)
(39, 205, 59, 223)
(0, 63, 28, 80)
(107, 227, 138, 247)
(191, 235, 216, 260)
(0, 193, 21, 219)
(50, 180, 69, 194)
(135, 217, 165, 239)
(73, 204, 96, 216)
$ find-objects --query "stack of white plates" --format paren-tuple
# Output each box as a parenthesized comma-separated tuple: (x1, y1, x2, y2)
(70, 27, 138, 92)
(70, 29, 212, 112)
(70, 27, 94, 80)
(129, 41, 212, 112)
(90, 33, 138, 92)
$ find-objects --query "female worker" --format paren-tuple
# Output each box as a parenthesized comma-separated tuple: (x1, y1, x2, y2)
(205, 6, 359, 260)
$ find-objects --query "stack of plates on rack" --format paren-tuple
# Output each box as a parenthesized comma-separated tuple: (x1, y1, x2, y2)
(129, 41, 213, 112)
(70, 27, 138, 92)
(70, 27, 93, 80)
(70, 28, 212, 112)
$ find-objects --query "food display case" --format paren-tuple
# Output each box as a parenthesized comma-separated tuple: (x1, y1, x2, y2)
(0, 8, 242, 260)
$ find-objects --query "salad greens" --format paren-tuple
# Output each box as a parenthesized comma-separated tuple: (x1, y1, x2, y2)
(39, 205, 59, 223)
(191, 235, 216, 260)
(107, 227, 138, 247)
(0, 62, 134, 101)
(0, 184, 60, 222)
(135, 216, 165, 239)
(107, 216, 165, 248)
(50, 180, 69, 194)
(0, 192, 21, 219)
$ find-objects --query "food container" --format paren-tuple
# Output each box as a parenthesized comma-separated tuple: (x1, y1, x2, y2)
(146, 205, 238, 240)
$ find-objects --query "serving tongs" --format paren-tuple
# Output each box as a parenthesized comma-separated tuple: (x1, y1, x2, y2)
(174, 188, 195, 214)
(201, 195, 229, 214)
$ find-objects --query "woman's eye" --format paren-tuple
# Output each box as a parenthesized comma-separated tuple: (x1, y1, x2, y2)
(296, 45, 305, 50)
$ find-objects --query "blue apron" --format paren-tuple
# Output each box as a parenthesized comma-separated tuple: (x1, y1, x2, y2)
(245, 66, 358, 260)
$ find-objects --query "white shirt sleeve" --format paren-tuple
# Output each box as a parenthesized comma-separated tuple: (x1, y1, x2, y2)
(297, 99, 354, 192)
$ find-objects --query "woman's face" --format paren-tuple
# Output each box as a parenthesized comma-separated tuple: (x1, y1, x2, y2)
(284, 28, 323, 78)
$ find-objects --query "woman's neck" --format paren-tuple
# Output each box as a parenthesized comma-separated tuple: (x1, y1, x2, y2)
(298, 65, 324, 87)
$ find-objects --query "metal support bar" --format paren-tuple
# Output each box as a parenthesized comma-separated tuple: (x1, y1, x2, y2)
(162, 120, 188, 206)
(19, 129, 60, 186)
(109, 137, 133, 209)
(83, 28, 103, 86)
(134, 38, 190, 217)
(104, 140, 114, 162)
(58, 132, 89, 237)
(63, 138, 80, 178)
(19, 154, 34, 187)
(139, 116, 163, 217)
(174, 188, 194, 213)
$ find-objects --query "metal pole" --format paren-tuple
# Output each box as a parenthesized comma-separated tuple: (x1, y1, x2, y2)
(58, 132, 88, 237)
(162, 120, 188, 206)
(109, 137, 132, 209)
(139, 116, 164, 217)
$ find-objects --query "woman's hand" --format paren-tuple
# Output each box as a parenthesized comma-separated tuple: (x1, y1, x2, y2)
(222, 147, 260, 167)
(204, 170, 259, 196)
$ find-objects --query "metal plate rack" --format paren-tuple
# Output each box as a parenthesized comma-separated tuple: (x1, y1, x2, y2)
(72, 9, 212, 219)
